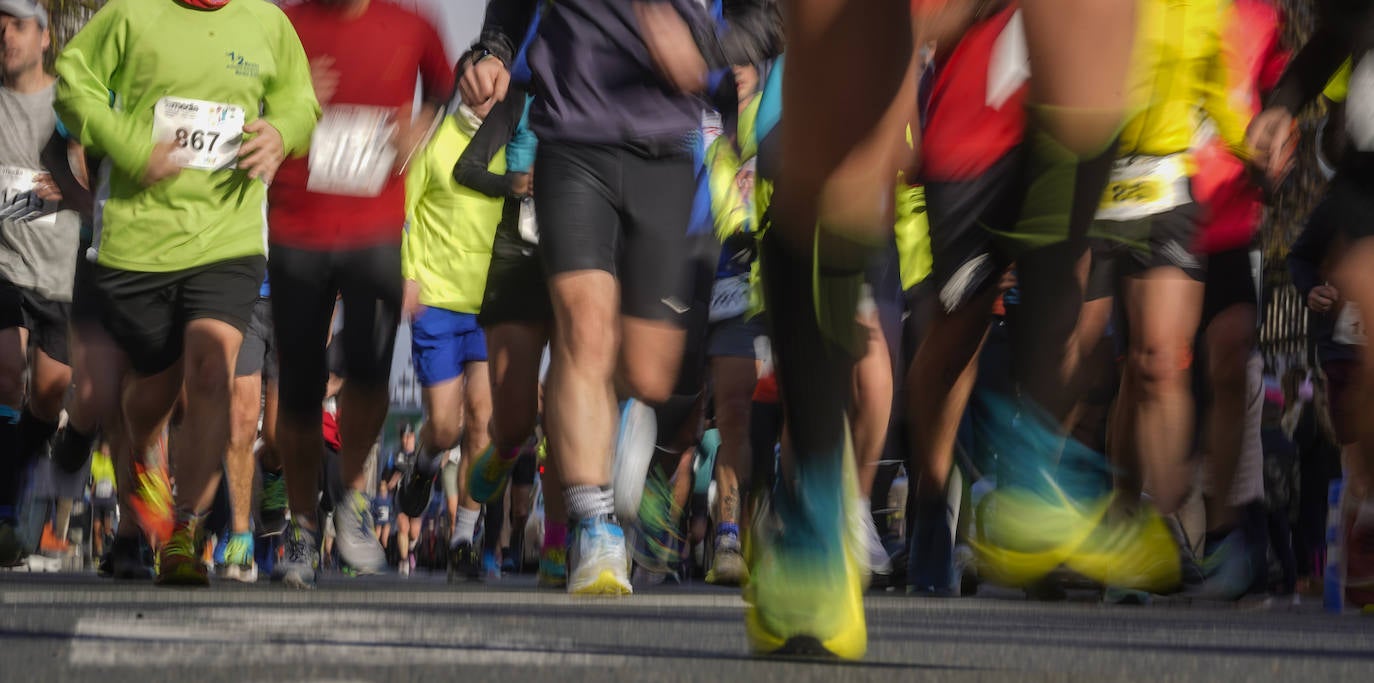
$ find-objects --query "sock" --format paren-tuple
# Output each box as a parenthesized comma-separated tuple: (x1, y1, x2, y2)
(18, 409, 59, 463)
(716, 522, 740, 538)
(451, 507, 480, 546)
(0, 405, 22, 515)
(543, 519, 568, 553)
(53, 425, 99, 475)
(566, 485, 614, 521)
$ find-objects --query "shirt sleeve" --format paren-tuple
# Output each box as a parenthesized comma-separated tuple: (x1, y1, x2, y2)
(53, 3, 154, 182)
(265, 11, 321, 158)
(416, 17, 456, 107)
(474, 0, 540, 66)
(1266, 5, 1351, 115)
(1201, 21, 1249, 155)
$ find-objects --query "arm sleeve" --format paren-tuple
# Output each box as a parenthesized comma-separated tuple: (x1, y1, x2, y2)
(402, 152, 429, 282)
(53, 4, 154, 182)
(1287, 212, 1333, 299)
(265, 16, 321, 158)
(474, 0, 540, 66)
(1258, 26, 1292, 96)
(453, 93, 523, 198)
(1266, 11, 1351, 115)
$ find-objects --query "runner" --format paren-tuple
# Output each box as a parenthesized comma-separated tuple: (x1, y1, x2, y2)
(53, 0, 319, 586)
(458, 0, 721, 596)
(267, 0, 452, 588)
(0, 0, 81, 566)
(394, 93, 512, 581)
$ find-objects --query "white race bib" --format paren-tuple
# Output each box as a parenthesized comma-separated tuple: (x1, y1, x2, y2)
(1097, 154, 1190, 222)
(702, 110, 724, 151)
(0, 165, 58, 225)
(1335, 301, 1367, 347)
(518, 196, 539, 244)
(151, 97, 245, 171)
(94, 480, 115, 499)
(709, 273, 751, 323)
(307, 105, 398, 197)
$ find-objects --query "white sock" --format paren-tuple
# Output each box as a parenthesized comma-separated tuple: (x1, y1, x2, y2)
(452, 507, 480, 546)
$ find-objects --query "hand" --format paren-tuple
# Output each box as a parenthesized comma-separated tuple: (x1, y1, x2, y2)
(310, 56, 340, 106)
(634, 1, 708, 94)
(1309, 284, 1339, 314)
(239, 120, 286, 184)
(1246, 107, 1299, 183)
(508, 172, 532, 197)
(459, 55, 510, 108)
(32, 173, 63, 202)
(143, 141, 183, 186)
(403, 279, 423, 320)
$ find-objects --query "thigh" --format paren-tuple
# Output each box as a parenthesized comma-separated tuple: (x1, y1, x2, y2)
(619, 147, 696, 323)
(534, 142, 621, 279)
(338, 244, 402, 385)
(91, 265, 181, 376)
(268, 246, 337, 418)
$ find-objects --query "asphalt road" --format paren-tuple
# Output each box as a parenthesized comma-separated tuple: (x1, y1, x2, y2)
(1, 572, 1372, 682)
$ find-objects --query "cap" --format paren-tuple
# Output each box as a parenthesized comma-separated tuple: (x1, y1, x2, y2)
(399, 422, 415, 436)
(0, 0, 48, 29)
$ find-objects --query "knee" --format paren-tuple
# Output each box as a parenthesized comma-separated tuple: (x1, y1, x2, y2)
(185, 353, 233, 399)
(623, 364, 677, 404)
(558, 313, 618, 377)
(1130, 342, 1191, 397)
(426, 419, 462, 451)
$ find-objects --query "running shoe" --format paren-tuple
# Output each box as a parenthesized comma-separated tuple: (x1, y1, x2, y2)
(221, 531, 258, 583)
(259, 471, 288, 537)
(854, 499, 892, 579)
(469, 445, 518, 505)
(213, 531, 229, 568)
(538, 545, 568, 588)
(631, 465, 684, 578)
(155, 518, 209, 587)
(399, 556, 411, 577)
(567, 514, 632, 595)
(744, 423, 866, 661)
(908, 498, 956, 597)
(447, 541, 481, 582)
(0, 519, 25, 567)
(482, 548, 502, 581)
(706, 529, 748, 586)
(334, 490, 387, 575)
(271, 521, 320, 589)
(131, 461, 174, 547)
(1179, 529, 1251, 601)
(611, 400, 656, 526)
(1065, 502, 1181, 594)
(100, 535, 152, 580)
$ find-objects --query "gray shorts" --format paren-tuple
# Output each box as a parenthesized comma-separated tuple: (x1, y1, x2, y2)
(707, 314, 766, 360)
(234, 298, 276, 379)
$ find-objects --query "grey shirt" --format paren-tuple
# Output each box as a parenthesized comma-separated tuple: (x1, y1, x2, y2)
(0, 83, 80, 302)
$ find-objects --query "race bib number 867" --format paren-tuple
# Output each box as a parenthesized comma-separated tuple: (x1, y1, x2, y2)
(152, 97, 245, 171)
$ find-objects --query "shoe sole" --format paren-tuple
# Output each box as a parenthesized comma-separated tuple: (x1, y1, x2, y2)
(274, 571, 315, 590)
(155, 569, 209, 587)
(223, 564, 259, 583)
(570, 569, 632, 596)
(766, 636, 841, 660)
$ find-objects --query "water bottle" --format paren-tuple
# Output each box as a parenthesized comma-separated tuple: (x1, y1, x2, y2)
(1324, 479, 1345, 614)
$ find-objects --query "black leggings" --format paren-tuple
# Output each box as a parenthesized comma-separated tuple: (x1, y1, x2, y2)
(268, 244, 402, 421)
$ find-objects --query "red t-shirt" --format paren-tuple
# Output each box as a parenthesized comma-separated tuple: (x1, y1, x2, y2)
(920, 4, 1027, 182)
(1191, 0, 1288, 254)
(270, 0, 453, 251)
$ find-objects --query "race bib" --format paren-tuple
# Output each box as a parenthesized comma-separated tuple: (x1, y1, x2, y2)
(1346, 53, 1374, 152)
(151, 97, 245, 171)
(1097, 154, 1189, 222)
(709, 273, 751, 323)
(702, 110, 724, 151)
(94, 480, 115, 500)
(1335, 301, 1367, 346)
(307, 105, 398, 197)
(518, 196, 539, 244)
(0, 165, 58, 225)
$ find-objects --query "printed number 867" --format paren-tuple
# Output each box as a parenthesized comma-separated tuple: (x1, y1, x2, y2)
(174, 128, 220, 153)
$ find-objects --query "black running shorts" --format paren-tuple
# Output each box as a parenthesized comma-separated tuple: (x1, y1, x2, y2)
(534, 140, 696, 322)
(92, 255, 264, 375)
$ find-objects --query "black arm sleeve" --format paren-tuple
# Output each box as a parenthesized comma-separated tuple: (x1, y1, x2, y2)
(469, 0, 540, 66)
(454, 87, 526, 198)
(1266, 3, 1354, 115)
(1287, 205, 1336, 299)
